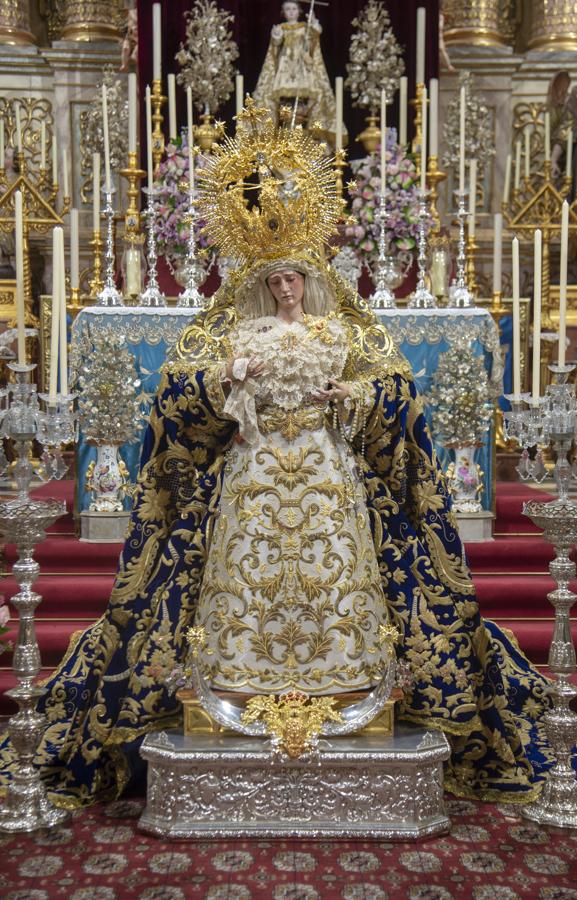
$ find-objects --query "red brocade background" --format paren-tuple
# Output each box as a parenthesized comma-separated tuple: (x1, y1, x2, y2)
(136, 0, 440, 158)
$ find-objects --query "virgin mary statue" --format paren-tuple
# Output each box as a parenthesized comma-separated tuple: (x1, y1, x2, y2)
(0, 101, 555, 810)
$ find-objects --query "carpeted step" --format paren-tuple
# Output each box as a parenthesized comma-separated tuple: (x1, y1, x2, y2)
(465, 536, 555, 572)
(30, 479, 76, 534)
(488, 618, 577, 666)
(472, 573, 570, 617)
(2, 574, 115, 618)
(4, 537, 122, 573)
(494, 482, 555, 534)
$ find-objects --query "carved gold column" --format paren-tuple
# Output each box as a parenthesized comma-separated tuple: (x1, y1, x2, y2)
(443, 0, 511, 47)
(61, 0, 122, 42)
(0, 0, 36, 45)
(528, 1, 577, 51)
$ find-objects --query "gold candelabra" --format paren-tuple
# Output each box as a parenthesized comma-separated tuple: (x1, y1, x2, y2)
(411, 83, 425, 178)
(465, 228, 478, 297)
(194, 114, 226, 153)
(426, 155, 447, 233)
(151, 79, 166, 170)
(334, 148, 347, 215)
(89, 230, 104, 296)
(120, 151, 146, 237)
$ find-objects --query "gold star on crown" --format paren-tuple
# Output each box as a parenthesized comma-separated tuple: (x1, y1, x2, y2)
(196, 98, 342, 268)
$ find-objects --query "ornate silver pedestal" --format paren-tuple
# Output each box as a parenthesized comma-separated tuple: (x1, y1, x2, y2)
(139, 727, 451, 840)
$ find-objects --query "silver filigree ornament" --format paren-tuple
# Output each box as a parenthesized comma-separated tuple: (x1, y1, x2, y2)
(97, 185, 123, 307)
(140, 186, 166, 308)
(408, 188, 436, 309)
(448, 188, 474, 309)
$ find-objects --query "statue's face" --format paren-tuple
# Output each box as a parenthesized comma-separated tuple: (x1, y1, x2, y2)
(267, 268, 305, 311)
(282, 2, 301, 23)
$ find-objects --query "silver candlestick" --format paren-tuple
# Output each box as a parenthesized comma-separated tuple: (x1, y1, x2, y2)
(141, 186, 166, 308)
(0, 363, 76, 832)
(408, 187, 436, 309)
(370, 193, 397, 309)
(504, 363, 577, 828)
(177, 196, 204, 309)
(97, 187, 124, 307)
(449, 189, 474, 308)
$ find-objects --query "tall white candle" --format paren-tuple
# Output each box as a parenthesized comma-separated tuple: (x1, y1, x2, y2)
(102, 84, 111, 193)
(62, 148, 69, 198)
(380, 89, 386, 197)
(559, 199, 569, 366)
(566, 127, 572, 181)
(512, 236, 521, 396)
(514, 139, 521, 191)
(92, 151, 100, 232)
(545, 111, 550, 162)
(146, 85, 153, 192)
(152, 3, 162, 82)
(40, 120, 46, 170)
(0, 119, 4, 170)
(187, 85, 194, 193)
(524, 127, 530, 180)
(14, 101, 22, 155)
(235, 74, 244, 118)
(429, 77, 438, 158)
(335, 76, 343, 152)
(532, 228, 542, 401)
(492, 212, 503, 295)
(167, 73, 177, 141)
(14, 190, 25, 365)
(503, 153, 511, 203)
(420, 85, 427, 193)
(416, 7, 426, 85)
(468, 158, 477, 238)
(52, 131, 58, 185)
(128, 72, 137, 154)
(458, 84, 466, 193)
(70, 207, 79, 291)
(49, 227, 60, 401)
(399, 76, 408, 146)
(57, 226, 68, 396)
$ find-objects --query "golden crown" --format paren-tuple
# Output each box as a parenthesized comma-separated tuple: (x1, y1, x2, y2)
(196, 99, 342, 266)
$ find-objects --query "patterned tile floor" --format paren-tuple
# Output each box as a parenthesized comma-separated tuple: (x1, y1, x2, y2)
(1, 796, 577, 899)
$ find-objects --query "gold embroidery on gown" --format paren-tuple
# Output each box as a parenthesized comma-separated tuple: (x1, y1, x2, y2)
(195, 315, 390, 693)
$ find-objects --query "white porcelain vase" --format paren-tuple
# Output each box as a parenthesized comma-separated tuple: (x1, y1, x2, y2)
(446, 445, 484, 514)
(87, 443, 129, 513)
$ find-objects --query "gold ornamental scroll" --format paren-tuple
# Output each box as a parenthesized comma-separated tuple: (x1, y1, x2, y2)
(443, 0, 512, 48)
(528, 0, 577, 51)
(0, 0, 36, 45)
(61, 0, 123, 42)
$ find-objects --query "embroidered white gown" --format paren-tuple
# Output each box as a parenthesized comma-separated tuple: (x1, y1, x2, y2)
(196, 315, 390, 694)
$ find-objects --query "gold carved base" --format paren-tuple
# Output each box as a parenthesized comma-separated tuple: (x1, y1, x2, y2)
(60, 23, 121, 42)
(177, 688, 403, 738)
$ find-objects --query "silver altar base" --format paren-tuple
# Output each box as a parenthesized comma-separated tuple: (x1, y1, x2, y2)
(139, 726, 451, 840)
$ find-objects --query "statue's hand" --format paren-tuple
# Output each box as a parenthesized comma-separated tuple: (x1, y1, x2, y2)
(271, 24, 283, 42)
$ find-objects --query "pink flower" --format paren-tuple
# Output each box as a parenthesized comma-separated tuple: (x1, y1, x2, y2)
(0, 604, 10, 627)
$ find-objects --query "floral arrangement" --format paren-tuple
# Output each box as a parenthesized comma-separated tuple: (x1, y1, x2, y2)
(429, 345, 493, 447)
(154, 131, 211, 275)
(176, 0, 238, 115)
(345, 129, 426, 271)
(0, 593, 10, 656)
(346, 0, 405, 115)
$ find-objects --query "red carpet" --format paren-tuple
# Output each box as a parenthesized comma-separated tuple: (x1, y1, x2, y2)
(0, 481, 570, 714)
(0, 793, 576, 898)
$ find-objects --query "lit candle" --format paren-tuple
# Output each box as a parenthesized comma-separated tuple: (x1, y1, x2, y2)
(14, 101, 22, 155)
(92, 151, 100, 232)
(128, 72, 137, 154)
(458, 84, 466, 194)
(492, 212, 503, 295)
(399, 76, 408, 146)
(429, 77, 438, 158)
(57, 226, 68, 396)
(514, 139, 521, 191)
(235, 74, 244, 118)
(503, 153, 511, 204)
(49, 227, 60, 401)
(532, 228, 542, 401)
(62, 148, 69, 198)
(40, 120, 46, 170)
(146, 85, 153, 192)
(420, 85, 427, 193)
(380, 88, 386, 197)
(70, 207, 79, 291)
(125, 247, 142, 298)
(14, 190, 25, 365)
(416, 7, 426, 85)
(167, 73, 177, 142)
(545, 111, 550, 162)
(52, 131, 58, 185)
(102, 84, 111, 193)
(335, 76, 343, 152)
(512, 236, 521, 396)
(524, 127, 530, 181)
(468, 158, 477, 239)
(0, 119, 4, 169)
(566, 127, 572, 181)
(559, 199, 569, 366)
(187, 85, 194, 193)
(152, 3, 162, 83)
